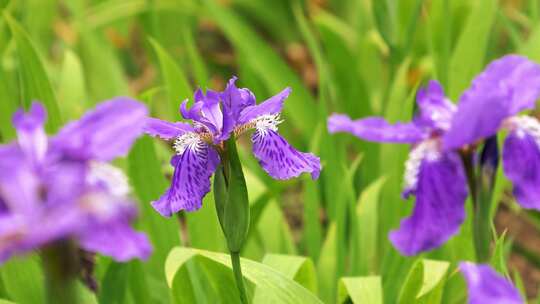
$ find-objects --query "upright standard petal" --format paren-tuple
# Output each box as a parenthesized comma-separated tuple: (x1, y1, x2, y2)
(237, 87, 291, 125)
(389, 145, 467, 255)
(502, 118, 540, 210)
(444, 55, 540, 150)
(144, 117, 194, 140)
(251, 129, 321, 180)
(220, 77, 256, 140)
(53, 97, 148, 161)
(460, 262, 524, 304)
(12, 102, 48, 164)
(414, 80, 456, 131)
(152, 133, 219, 216)
(328, 114, 426, 143)
(221, 76, 256, 121)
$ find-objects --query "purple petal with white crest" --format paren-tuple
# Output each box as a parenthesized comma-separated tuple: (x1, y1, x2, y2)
(144, 117, 194, 140)
(238, 87, 290, 125)
(328, 114, 426, 143)
(389, 149, 467, 255)
(503, 128, 540, 210)
(444, 55, 540, 150)
(460, 262, 524, 304)
(251, 129, 321, 180)
(12, 102, 48, 164)
(53, 97, 148, 161)
(152, 141, 219, 216)
(414, 80, 456, 131)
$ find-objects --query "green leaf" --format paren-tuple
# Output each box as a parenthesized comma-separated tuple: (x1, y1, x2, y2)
(317, 223, 337, 303)
(355, 177, 386, 275)
(98, 262, 128, 304)
(397, 259, 449, 304)
(149, 37, 192, 119)
(0, 65, 16, 141)
(259, 254, 317, 293)
(337, 276, 383, 304)
(0, 254, 45, 304)
(165, 247, 324, 304)
(4, 13, 61, 132)
(57, 49, 88, 119)
(448, 0, 497, 100)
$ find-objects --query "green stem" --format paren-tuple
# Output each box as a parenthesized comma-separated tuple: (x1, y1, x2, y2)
(460, 150, 491, 262)
(41, 240, 80, 304)
(230, 251, 248, 304)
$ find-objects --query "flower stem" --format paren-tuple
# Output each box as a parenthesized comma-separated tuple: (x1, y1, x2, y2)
(41, 240, 80, 304)
(230, 251, 248, 304)
(460, 150, 492, 262)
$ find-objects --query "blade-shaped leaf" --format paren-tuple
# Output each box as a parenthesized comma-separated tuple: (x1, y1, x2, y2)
(165, 247, 324, 304)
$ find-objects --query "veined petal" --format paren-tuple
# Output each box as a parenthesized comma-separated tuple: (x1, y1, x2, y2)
(251, 129, 321, 180)
(152, 137, 219, 216)
(53, 97, 148, 161)
(238, 87, 290, 125)
(78, 220, 152, 262)
(390, 149, 467, 255)
(502, 118, 540, 210)
(444, 55, 540, 150)
(328, 114, 426, 143)
(144, 117, 194, 140)
(459, 262, 524, 304)
(12, 102, 48, 164)
(415, 80, 456, 131)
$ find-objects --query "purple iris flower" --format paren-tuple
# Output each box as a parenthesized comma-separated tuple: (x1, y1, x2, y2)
(145, 77, 321, 217)
(0, 98, 152, 263)
(460, 262, 524, 304)
(328, 55, 540, 255)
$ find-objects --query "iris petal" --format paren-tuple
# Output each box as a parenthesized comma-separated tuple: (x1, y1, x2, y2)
(460, 262, 524, 304)
(12, 102, 48, 164)
(251, 129, 321, 180)
(144, 117, 194, 140)
(444, 55, 540, 150)
(328, 114, 426, 143)
(238, 87, 290, 125)
(79, 220, 152, 262)
(152, 142, 219, 216)
(53, 97, 148, 161)
(389, 150, 467, 255)
(503, 128, 540, 210)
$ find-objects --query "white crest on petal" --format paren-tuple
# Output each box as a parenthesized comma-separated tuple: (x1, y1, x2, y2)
(173, 132, 204, 155)
(253, 114, 282, 135)
(403, 139, 440, 195)
(87, 162, 130, 197)
(505, 116, 540, 148)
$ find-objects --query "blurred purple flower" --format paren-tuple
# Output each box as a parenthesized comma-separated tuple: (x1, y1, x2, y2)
(0, 98, 152, 263)
(460, 262, 524, 304)
(145, 77, 321, 216)
(444, 56, 540, 210)
(328, 55, 540, 255)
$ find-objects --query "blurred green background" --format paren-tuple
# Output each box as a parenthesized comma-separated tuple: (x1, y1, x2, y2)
(0, 0, 539, 303)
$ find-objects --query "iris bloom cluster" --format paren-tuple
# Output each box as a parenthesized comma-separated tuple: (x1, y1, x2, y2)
(0, 99, 151, 262)
(145, 77, 321, 216)
(329, 55, 540, 255)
